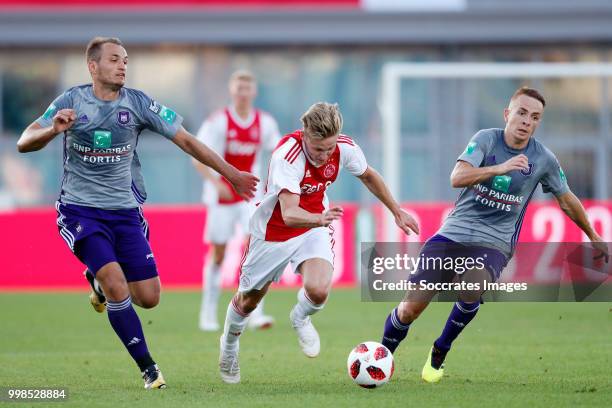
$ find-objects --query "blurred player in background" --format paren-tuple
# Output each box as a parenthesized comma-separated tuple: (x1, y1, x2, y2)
(193, 70, 280, 332)
(218, 102, 419, 383)
(16, 37, 258, 389)
(380, 86, 608, 383)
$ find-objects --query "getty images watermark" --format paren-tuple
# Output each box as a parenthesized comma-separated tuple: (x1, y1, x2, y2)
(360, 242, 611, 302)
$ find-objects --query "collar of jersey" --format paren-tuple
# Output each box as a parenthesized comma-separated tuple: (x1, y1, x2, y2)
(228, 105, 256, 129)
(301, 139, 327, 169)
(501, 128, 531, 155)
(88, 85, 124, 104)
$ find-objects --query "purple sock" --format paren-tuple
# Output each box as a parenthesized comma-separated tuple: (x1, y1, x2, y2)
(434, 301, 480, 352)
(107, 296, 154, 371)
(381, 307, 411, 354)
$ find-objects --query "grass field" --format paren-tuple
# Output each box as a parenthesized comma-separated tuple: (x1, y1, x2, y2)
(1, 289, 611, 407)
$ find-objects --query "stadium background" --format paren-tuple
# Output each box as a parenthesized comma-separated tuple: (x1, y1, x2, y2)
(0, 0, 611, 289)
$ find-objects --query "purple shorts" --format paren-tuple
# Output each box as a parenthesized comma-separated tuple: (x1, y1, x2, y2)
(55, 202, 157, 282)
(408, 234, 507, 284)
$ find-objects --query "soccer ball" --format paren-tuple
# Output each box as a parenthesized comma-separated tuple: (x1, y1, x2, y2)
(347, 341, 394, 388)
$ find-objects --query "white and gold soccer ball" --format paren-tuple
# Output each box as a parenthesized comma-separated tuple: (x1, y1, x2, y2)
(347, 341, 394, 388)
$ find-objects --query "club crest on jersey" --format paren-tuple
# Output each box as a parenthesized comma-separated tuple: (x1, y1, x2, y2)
(323, 164, 336, 178)
(78, 114, 89, 123)
(250, 127, 259, 140)
(117, 111, 130, 125)
(520, 163, 535, 176)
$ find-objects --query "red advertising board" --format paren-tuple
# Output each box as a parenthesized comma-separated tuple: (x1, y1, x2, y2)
(0, 204, 358, 290)
(0, 201, 610, 290)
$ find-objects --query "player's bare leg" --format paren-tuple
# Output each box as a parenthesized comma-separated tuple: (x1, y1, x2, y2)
(219, 282, 272, 384)
(235, 237, 274, 331)
(200, 243, 225, 331)
(95, 262, 165, 389)
(290, 258, 333, 358)
(128, 277, 161, 309)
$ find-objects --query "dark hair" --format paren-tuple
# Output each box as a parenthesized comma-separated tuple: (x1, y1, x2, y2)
(511, 86, 546, 107)
(86, 37, 123, 62)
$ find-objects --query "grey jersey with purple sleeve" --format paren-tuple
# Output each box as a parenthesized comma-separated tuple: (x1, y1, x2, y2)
(437, 128, 569, 258)
(36, 84, 183, 209)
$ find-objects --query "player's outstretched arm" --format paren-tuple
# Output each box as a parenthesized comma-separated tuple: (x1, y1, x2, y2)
(191, 158, 234, 201)
(279, 190, 343, 228)
(172, 127, 258, 200)
(555, 192, 609, 257)
(357, 166, 419, 235)
(17, 109, 76, 153)
(450, 155, 529, 188)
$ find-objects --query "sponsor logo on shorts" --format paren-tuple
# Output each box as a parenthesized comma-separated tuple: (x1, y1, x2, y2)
(146, 253, 154, 260)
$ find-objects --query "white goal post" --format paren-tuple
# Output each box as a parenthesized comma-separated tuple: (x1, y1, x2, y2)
(380, 62, 612, 241)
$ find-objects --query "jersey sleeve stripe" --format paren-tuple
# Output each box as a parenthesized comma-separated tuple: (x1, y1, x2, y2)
(284, 142, 300, 161)
(338, 136, 355, 146)
(288, 146, 302, 164)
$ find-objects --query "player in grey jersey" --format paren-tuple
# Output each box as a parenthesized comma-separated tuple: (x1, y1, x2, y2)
(379, 86, 608, 383)
(17, 37, 258, 389)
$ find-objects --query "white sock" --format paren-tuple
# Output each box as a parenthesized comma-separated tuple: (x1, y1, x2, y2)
(291, 288, 325, 324)
(201, 262, 221, 321)
(222, 296, 250, 347)
(250, 298, 266, 320)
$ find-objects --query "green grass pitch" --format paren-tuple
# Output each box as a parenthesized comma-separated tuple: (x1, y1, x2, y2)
(1, 289, 610, 407)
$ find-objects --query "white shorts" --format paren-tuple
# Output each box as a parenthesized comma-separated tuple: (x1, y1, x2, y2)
(238, 227, 335, 292)
(205, 202, 251, 244)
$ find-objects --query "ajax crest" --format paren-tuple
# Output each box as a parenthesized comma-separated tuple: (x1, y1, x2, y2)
(323, 164, 336, 178)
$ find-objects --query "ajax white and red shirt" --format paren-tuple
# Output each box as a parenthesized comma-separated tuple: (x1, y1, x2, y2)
(250, 130, 368, 242)
(196, 106, 281, 205)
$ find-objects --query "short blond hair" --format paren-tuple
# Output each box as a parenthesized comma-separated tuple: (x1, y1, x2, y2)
(301, 102, 343, 139)
(229, 69, 256, 85)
